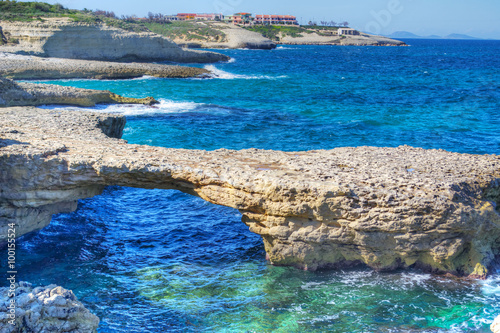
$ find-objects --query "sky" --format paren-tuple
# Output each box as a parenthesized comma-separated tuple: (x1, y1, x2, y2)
(34, 0, 500, 39)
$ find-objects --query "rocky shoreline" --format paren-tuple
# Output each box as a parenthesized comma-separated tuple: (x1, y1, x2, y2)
(1, 107, 499, 279)
(0, 77, 157, 107)
(0, 52, 211, 80)
(0, 15, 498, 332)
(165, 22, 405, 48)
(279, 31, 406, 46)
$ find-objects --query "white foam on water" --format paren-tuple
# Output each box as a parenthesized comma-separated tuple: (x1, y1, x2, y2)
(300, 281, 324, 290)
(39, 98, 203, 116)
(308, 314, 340, 323)
(275, 46, 299, 50)
(481, 274, 500, 296)
(226, 58, 236, 63)
(204, 65, 287, 80)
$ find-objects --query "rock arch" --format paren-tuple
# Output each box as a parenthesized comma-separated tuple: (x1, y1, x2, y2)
(1, 107, 499, 277)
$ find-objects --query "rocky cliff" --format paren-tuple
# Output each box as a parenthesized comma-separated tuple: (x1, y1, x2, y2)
(0, 19, 229, 63)
(1, 108, 499, 278)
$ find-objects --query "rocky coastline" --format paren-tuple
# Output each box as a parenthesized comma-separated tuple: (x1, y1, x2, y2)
(167, 23, 405, 48)
(0, 52, 211, 80)
(278, 31, 406, 46)
(0, 19, 229, 63)
(0, 14, 498, 332)
(0, 77, 157, 107)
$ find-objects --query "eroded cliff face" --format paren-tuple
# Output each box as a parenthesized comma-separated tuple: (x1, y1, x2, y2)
(0, 20, 229, 63)
(1, 108, 499, 277)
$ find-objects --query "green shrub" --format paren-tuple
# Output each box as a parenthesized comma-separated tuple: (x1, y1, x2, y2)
(0, 1, 80, 21)
(144, 21, 225, 42)
(244, 25, 311, 40)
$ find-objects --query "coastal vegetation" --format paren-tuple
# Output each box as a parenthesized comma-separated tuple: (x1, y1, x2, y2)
(0, 2, 379, 46)
(144, 21, 226, 42)
(0, 1, 149, 32)
(244, 25, 340, 41)
(244, 25, 312, 40)
(0, 1, 75, 21)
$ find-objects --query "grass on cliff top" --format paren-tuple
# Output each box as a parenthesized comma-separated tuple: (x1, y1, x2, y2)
(144, 21, 226, 42)
(0, 1, 79, 21)
(244, 25, 313, 41)
(245, 25, 341, 40)
(0, 1, 149, 32)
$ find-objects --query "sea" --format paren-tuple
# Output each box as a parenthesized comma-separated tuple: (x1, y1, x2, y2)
(5, 39, 500, 332)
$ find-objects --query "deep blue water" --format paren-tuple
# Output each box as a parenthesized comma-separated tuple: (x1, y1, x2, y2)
(4, 39, 500, 332)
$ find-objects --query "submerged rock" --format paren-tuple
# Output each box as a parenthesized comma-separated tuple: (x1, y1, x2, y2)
(0, 282, 99, 332)
(0, 108, 499, 277)
(0, 77, 157, 107)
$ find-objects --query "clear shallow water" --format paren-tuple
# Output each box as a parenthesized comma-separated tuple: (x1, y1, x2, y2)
(4, 40, 500, 332)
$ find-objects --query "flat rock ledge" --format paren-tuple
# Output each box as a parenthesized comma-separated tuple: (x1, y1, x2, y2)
(1, 108, 499, 277)
(0, 282, 99, 333)
(0, 77, 157, 107)
(0, 53, 211, 80)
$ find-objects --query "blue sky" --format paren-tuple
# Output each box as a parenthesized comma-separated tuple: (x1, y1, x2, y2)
(42, 0, 500, 38)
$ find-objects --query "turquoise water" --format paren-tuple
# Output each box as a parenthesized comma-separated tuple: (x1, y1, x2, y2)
(4, 40, 500, 332)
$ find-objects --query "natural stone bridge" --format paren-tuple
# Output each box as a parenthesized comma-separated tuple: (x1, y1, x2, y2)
(1, 107, 499, 277)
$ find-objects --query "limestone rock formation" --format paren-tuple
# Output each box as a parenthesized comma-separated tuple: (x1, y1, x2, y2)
(0, 77, 157, 107)
(0, 20, 229, 63)
(172, 22, 276, 49)
(0, 52, 211, 80)
(279, 31, 406, 46)
(0, 108, 499, 277)
(0, 281, 99, 332)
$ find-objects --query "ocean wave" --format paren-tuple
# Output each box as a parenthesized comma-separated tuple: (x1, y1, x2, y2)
(481, 274, 500, 296)
(275, 46, 299, 50)
(204, 65, 287, 80)
(40, 98, 203, 116)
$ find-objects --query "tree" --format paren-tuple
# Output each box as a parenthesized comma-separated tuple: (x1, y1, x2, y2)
(341, 21, 349, 27)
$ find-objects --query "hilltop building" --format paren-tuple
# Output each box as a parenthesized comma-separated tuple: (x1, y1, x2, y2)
(173, 12, 298, 25)
(254, 15, 298, 25)
(338, 28, 360, 35)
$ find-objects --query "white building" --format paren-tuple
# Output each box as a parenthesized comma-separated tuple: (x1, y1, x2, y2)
(338, 28, 360, 35)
